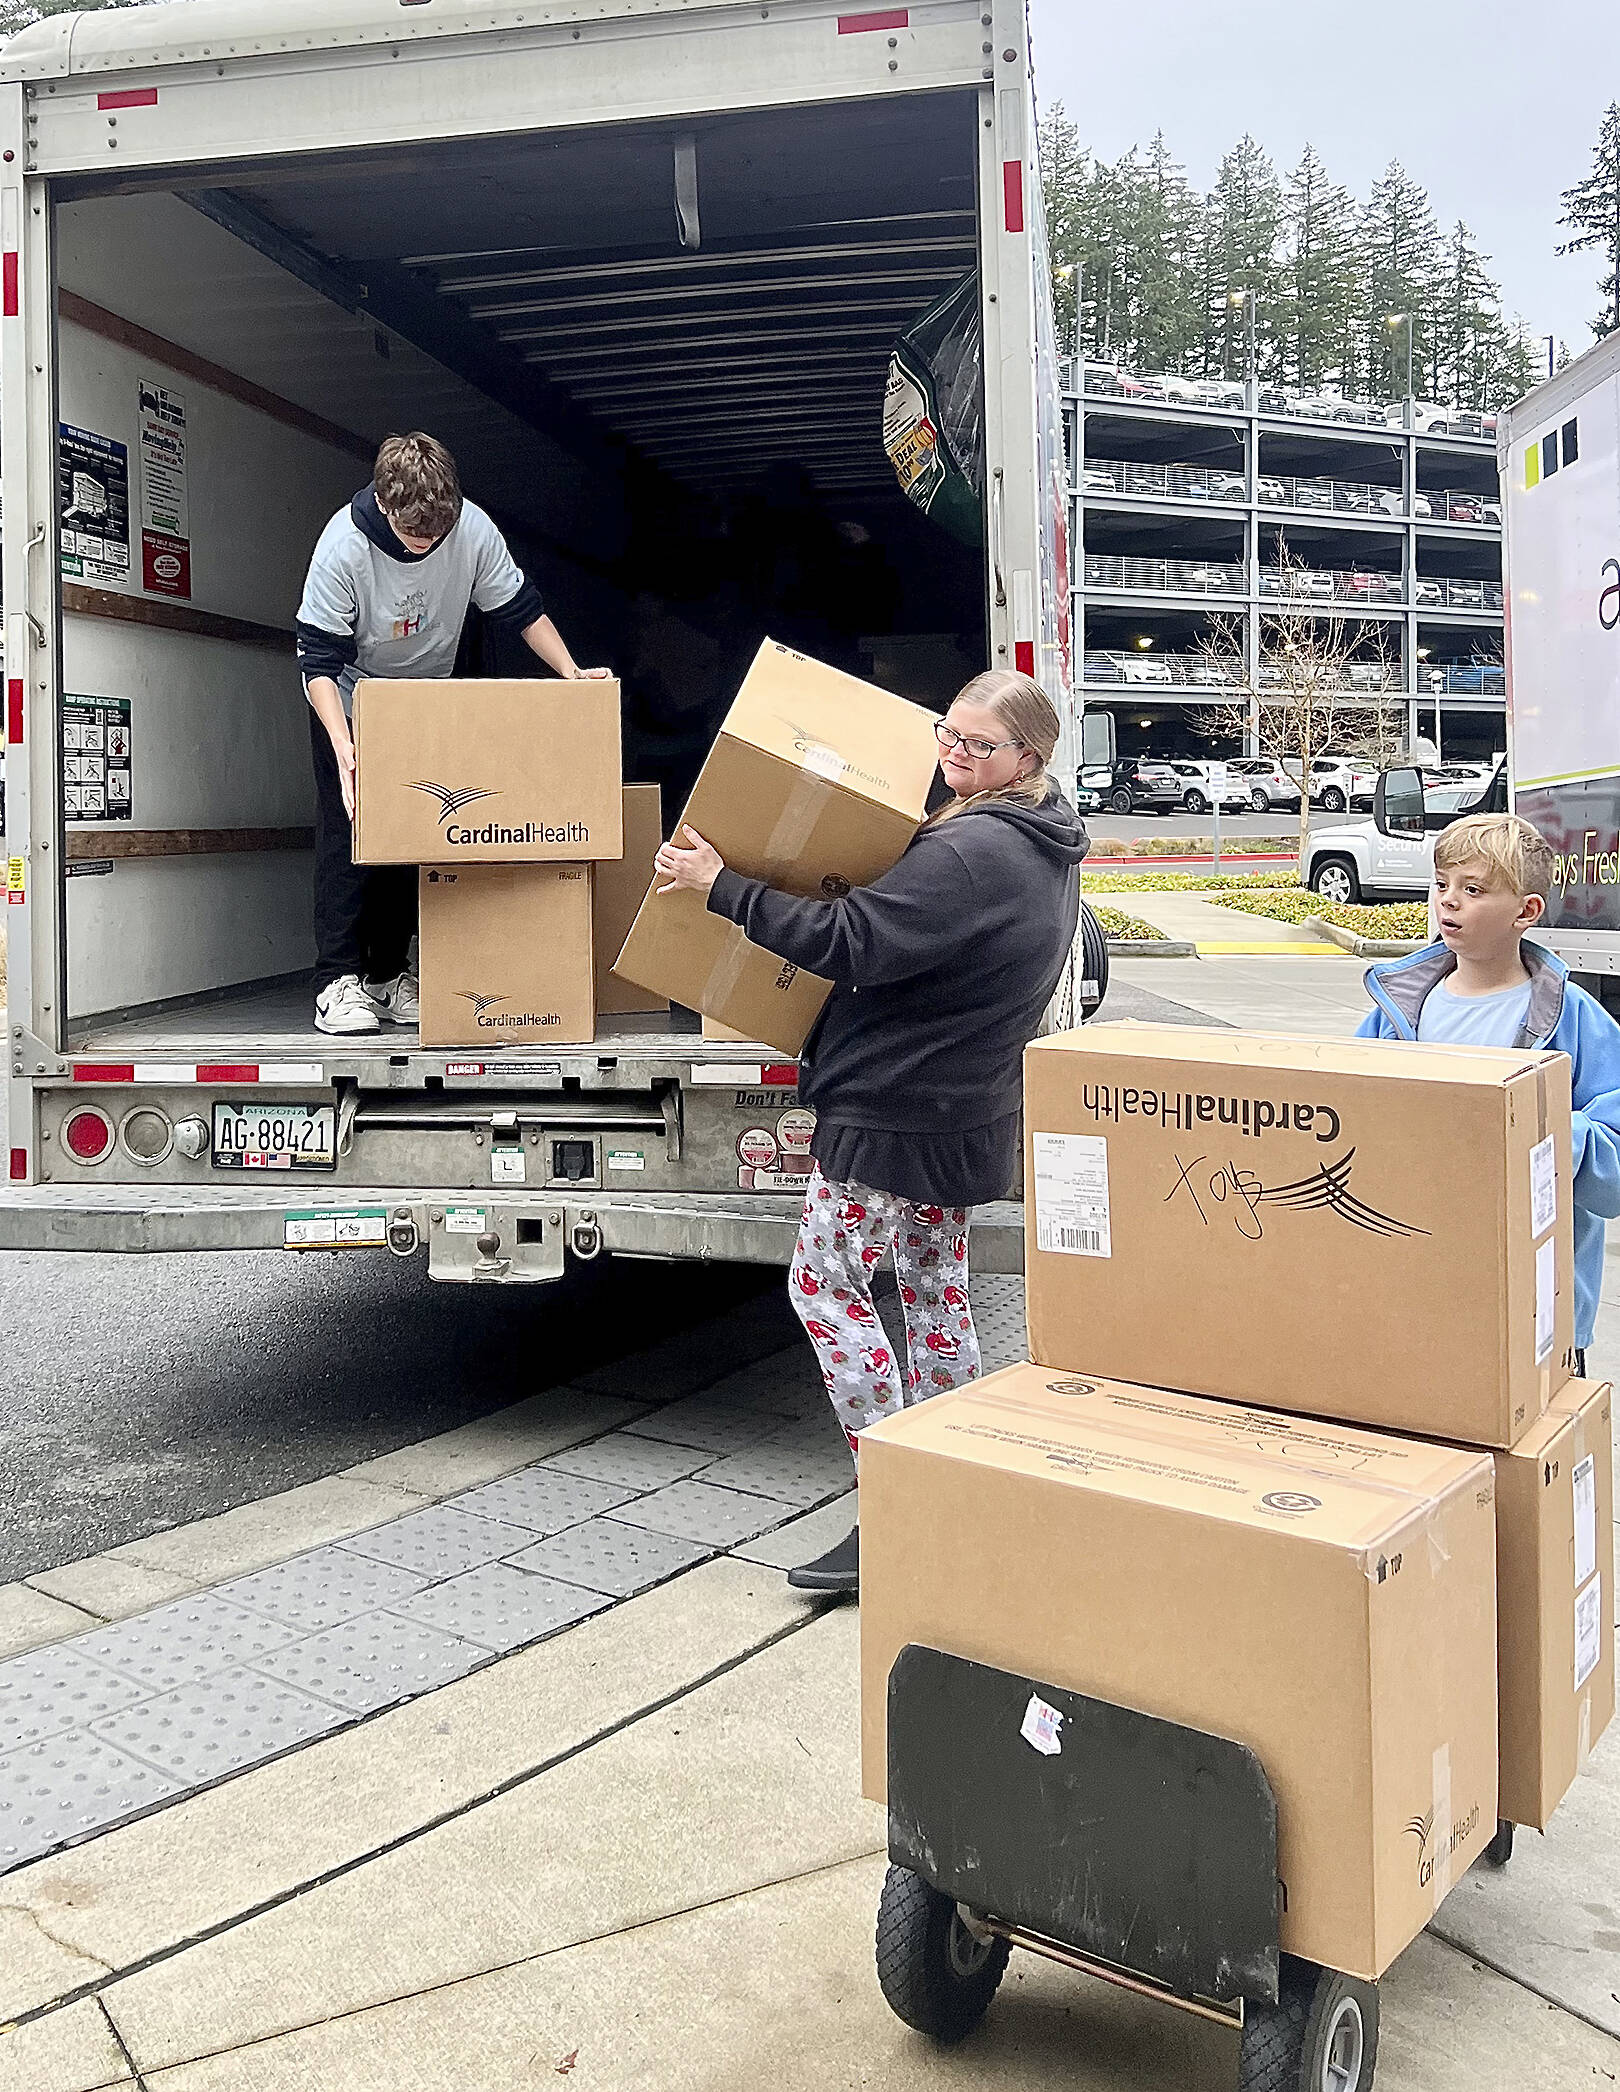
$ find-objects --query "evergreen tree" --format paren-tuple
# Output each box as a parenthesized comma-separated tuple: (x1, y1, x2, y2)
(1360, 161, 1441, 401)
(1204, 136, 1283, 380)
(1132, 131, 1203, 375)
(1557, 101, 1620, 338)
(1432, 221, 1502, 407)
(1282, 146, 1359, 390)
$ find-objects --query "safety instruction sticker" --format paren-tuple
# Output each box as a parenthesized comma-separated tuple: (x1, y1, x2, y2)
(284, 1207, 387, 1250)
(62, 694, 132, 821)
(1019, 1693, 1064, 1756)
(491, 1150, 526, 1185)
(59, 423, 130, 582)
(443, 1206, 487, 1235)
(1574, 1453, 1597, 1588)
(1530, 1135, 1557, 1239)
(138, 377, 192, 599)
(1535, 1237, 1557, 1363)
(1576, 1576, 1603, 1691)
(606, 1149, 645, 1172)
(1033, 1132, 1111, 1257)
(6, 857, 24, 907)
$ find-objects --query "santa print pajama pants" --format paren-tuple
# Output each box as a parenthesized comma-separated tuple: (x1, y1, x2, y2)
(789, 1164, 982, 1463)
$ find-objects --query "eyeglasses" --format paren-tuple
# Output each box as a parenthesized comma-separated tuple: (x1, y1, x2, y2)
(934, 722, 1026, 762)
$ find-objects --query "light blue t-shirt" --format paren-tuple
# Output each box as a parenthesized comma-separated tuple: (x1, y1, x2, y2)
(1416, 977, 1533, 1047)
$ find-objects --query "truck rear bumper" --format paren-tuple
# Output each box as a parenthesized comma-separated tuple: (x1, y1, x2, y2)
(0, 1185, 1027, 1275)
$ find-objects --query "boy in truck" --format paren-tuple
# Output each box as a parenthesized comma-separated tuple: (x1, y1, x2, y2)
(1357, 813, 1620, 1373)
(296, 431, 610, 1036)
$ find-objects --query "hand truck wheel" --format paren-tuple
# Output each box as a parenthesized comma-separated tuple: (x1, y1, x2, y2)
(874, 1864, 1010, 2043)
(1238, 1954, 1380, 2092)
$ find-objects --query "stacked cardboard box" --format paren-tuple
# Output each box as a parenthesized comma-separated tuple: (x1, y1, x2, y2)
(352, 679, 667, 1048)
(861, 1022, 1613, 1983)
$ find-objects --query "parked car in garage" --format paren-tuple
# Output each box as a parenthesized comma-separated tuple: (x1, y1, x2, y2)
(1163, 761, 1250, 813)
(1076, 759, 1183, 816)
(1226, 757, 1303, 812)
(1295, 757, 1380, 813)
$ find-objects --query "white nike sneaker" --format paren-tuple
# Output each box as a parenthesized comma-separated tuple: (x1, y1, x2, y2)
(315, 974, 381, 1035)
(365, 969, 420, 1026)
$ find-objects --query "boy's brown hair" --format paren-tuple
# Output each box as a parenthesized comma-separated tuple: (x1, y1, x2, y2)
(1432, 813, 1555, 903)
(373, 432, 462, 540)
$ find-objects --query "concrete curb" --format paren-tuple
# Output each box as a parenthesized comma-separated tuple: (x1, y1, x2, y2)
(1304, 915, 1424, 959)
(1106, 939, 1198, 958)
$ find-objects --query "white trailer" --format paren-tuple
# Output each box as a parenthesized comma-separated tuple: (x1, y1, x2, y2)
(0, 0, 1078, 1279)
(1499, 329, 1620, 977)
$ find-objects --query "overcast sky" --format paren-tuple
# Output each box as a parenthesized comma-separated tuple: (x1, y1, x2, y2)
(1027, 0, 1617, 359)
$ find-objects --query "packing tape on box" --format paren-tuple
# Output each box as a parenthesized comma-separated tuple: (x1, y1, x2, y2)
(759, 767, 839, 887)
(1429, 1742, 1454, 1910)
(1579, 1693, 1593, 1768)
(1537, 1062, 1553, 1405)
(700, 923, 757, 1014)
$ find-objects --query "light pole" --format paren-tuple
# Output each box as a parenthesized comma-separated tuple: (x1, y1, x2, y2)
(1229, 288, 1257, 406)
(1384, 314, 1414, 422)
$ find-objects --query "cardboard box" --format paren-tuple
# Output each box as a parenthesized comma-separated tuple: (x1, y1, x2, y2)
(1025, 1024, 1575, 1446)
(595, 785, 667, 1016)
(1493, 1379, 1615, 1828)
(418, 864, 594, 1047)
(353, 679, 623, 864)
(612, 639, 939, 1056)
(860, 1362, 1499, 1981)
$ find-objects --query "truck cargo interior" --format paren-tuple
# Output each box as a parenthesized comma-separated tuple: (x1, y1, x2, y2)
(52, 89, 987, 1047)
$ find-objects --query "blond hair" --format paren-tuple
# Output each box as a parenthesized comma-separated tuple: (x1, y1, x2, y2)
(927, 670, 1062, 827)
(374, 432, 462, 540)
(1432, 813, 1554, 903)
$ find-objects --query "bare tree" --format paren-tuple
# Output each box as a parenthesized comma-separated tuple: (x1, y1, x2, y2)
(1191, 537, 1402, 861)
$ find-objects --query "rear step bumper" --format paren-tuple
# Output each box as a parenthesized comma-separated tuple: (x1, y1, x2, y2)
(0, 1186, 1027, 1275)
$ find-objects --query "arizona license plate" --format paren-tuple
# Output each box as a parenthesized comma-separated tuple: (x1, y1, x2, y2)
(212, 1101, 337, 1171)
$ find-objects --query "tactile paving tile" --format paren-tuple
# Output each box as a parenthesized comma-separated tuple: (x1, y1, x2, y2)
(335, 1503, 531, 1578)
(386, 1563, 609, 1654)
(699, 1429, 856, 1510)
(692, 1351, 826, 1418)
(541, 1432, 714, 1494)
(624, 1397, 789, 1455)
(250, 1612, 486, 1716)
(74, 1593, 304, 1694)
(0, 1729, 181, 1872)
(606, 1478, 785, 1547)
(89, 1666, 342, 1785)
(446, 1467, 638, 1539)
(0, 1644, 152, 1753)
(214, 1547, 432, 1633)
(507, 1517, 714, 1598)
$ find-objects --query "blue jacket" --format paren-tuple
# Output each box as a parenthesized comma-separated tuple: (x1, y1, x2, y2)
(1357, 940, 1620, 1348)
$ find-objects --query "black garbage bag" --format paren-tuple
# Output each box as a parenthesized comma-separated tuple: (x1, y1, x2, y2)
(883, 272, 984, 546)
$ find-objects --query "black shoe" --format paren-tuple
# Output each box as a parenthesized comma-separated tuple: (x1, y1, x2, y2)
(786, 1524, 859, 1594)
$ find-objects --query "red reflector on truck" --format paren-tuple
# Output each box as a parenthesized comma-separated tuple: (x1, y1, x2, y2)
(6, 679, 21, 746)
(9, 1147, 25, 1181)
(2, 252, 16, 318)
(196, 1064, 259, 1084)
(1003, 162, 1025, 234)
(72, 1062, 134, 1082)
(97, 88, 159, 110)
(1015, 641, 1035, 675)
(837, 7, 908, 29)
(761, 1063, 799, 1087)
(63, 1108, 114, 1162)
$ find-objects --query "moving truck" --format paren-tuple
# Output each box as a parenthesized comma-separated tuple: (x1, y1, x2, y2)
(0, 0, 1080, 1282)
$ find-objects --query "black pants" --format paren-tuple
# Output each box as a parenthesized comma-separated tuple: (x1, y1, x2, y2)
(310, 711, 415, 995)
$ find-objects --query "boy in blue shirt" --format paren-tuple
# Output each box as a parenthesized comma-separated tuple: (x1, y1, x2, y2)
(1358, 812, 1620, 1372)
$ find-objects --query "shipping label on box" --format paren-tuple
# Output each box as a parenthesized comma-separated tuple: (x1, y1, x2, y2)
(859, 1361, 1499, 1982)
(354, 679, 623, 864)
(1025, 1025, 1575, 1446)
(612, 639, 938, 1052)
(419, 864, 594, 1048)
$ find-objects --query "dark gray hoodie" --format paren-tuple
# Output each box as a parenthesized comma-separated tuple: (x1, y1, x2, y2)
(707, 785, 1089, 1150)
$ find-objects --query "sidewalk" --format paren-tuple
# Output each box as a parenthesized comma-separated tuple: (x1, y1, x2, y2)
(1089, 886, 1343, 955)
(1, 1270, 1617, 2088)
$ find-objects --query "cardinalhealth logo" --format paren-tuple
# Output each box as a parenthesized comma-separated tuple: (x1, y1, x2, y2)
(457, 992, 505, 1018)
(412, 781, 498, 826)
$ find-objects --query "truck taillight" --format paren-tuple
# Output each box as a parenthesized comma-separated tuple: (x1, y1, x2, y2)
(63, 1106, 114, 1162)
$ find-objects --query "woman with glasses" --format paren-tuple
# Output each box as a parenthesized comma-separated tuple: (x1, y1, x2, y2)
(653, 670, 1087, 1594)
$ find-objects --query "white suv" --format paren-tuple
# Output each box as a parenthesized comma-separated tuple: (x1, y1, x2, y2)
(1298, 757, 1379, 814)
(1165, 761, 1250, 814)
(1226, 757, 1303, 813)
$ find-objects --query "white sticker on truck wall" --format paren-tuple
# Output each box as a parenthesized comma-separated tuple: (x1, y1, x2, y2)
(1535, 1237, 1557, 1362)
(1033, 1133, 1111, 1257)
(1530, 1135, 1557, 1239)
